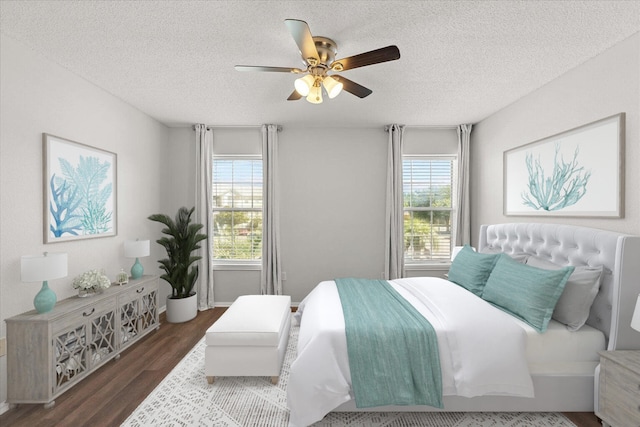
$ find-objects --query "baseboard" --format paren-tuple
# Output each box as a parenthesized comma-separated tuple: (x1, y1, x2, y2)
(0, 401, 10, 415)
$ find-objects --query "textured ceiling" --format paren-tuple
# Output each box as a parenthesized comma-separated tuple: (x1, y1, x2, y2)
(1, 1, 639, 128)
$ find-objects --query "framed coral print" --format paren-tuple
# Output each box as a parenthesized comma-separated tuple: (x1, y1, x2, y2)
(43, 134, 117, 243)
(504, 113, 624, 217)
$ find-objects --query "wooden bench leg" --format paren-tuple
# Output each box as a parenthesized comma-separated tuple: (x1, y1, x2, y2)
(271, 376, 279, 385)
(206, 376, 215, 384)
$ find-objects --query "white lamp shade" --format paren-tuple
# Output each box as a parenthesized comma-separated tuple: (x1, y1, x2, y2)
(306, 84, 323, 104)
(21, 252, 68, 282)
(323, 75, 343, 99)
(124, 239, 150, 258)
(631, 294, 640, 332)
(294, 74, 315, 97)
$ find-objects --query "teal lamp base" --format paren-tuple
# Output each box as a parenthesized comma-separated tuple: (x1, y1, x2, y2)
(131, 258, 144, 280)
(34, 280, 57, 313)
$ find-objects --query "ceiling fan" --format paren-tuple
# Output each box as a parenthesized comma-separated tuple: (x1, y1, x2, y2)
(235, 19, 401, 104)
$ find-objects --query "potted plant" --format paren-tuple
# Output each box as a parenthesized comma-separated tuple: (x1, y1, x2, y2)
(148, 206, 207, 323)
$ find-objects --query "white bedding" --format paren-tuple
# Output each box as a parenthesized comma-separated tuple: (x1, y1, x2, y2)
(287, 277, 535, 427)
(517, 318, 605, 375)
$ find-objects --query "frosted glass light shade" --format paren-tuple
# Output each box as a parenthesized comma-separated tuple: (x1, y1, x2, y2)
(21, 252, 68, 282)
(124, 240, 150, 258)
(306, 85, 323, 104)
(323, 75, 343, 98)
(631, 294, 640, 332)
(294, 74, 315, 96)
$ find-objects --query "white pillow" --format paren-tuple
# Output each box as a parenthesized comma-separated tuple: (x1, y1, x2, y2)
(479, 248, 530, 263)
(525, 256, 603, 331)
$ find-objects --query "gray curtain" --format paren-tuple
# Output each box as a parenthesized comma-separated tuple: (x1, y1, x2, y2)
(384, 124, 405, 279)
(261, 124, 282, 295)
(195, 124, 215, 309)
(455, 124, 472, 245)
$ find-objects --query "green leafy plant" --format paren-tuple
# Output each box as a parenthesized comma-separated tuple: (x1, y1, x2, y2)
(148, 207, 208, 299)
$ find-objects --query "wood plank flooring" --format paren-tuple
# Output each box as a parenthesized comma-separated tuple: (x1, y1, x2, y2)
(1, 307, 601, 427)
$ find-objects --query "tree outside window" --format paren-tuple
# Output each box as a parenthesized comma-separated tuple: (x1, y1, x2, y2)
(212, 158, 262, 261)
(403, 157, 455, 262)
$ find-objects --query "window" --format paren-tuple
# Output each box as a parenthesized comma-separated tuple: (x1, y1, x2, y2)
(403, 156, 456, 263)
(212, 157, 262, 263)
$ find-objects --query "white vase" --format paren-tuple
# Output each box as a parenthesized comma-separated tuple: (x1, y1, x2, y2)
(165, 293, 197, 323)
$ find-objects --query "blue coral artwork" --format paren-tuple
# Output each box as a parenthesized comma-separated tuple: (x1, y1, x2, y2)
(44, 134, 117, 243)
(504, 113, 624, 217)
(521, 143, 591, 211)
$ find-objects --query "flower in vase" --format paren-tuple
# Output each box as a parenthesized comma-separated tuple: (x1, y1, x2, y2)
(72, 269, 111, 292)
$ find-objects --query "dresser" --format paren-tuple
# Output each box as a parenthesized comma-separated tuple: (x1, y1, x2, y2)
(6, 275, 159, 408)
(596, 350, 640, 427)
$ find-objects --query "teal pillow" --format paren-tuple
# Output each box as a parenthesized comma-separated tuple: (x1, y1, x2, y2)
(482, 254, 574, 333)
(448, 245, 500, 296)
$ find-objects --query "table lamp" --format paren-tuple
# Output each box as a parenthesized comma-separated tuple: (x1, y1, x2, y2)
(21, 252, 68, 313)
(631, 294, 640, 333)
(124, 239, 150, 280)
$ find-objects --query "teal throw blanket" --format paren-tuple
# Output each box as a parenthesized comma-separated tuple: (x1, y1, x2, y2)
(335, 278, 443, 408)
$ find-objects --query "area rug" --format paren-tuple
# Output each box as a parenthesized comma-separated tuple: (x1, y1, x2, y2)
(122, 319, 576, 427)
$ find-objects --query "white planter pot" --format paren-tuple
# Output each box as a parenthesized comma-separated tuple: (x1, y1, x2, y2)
(166, 293, 197, 323)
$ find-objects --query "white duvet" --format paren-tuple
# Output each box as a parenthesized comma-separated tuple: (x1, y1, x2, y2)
(287, 277, 535, 427)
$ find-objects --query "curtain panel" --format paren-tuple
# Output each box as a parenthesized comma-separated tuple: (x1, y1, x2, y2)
(261, 124, 282, 295)
(385, 124, 405, 279)
(455, 124, 472, 246)
(195, 124, 215, 310)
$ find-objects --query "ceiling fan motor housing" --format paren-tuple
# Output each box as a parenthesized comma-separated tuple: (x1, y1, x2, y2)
(311, 37, 337, 67)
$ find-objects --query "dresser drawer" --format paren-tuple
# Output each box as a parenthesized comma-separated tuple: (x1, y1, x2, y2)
(52, 297, 117, 333)
(600, 357, 640, 426)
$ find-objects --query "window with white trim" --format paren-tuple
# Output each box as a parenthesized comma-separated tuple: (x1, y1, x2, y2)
(403, 156, 456, 263)
(212, 156, 262, 263)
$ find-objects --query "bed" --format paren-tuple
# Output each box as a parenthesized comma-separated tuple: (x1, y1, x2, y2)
(287, 223, 640, 427)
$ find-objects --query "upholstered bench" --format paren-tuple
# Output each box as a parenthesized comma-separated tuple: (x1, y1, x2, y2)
(205, 294, 291, 385)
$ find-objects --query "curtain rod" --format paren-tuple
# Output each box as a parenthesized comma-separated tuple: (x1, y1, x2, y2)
(384, 124, 459, 131)
(192, 124, 282, 131)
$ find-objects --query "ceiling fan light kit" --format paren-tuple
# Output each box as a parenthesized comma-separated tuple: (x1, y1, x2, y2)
(306, 84, 323, 104)
(294, 74, 315, 96)
(235, 19, 400, 105)
(322, 75, 343, 99)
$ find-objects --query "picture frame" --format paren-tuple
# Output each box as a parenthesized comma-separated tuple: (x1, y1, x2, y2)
(43, 133, 117, 243)
(504, 113, 624, 218)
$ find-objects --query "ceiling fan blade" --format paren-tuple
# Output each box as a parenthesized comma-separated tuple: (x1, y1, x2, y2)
(284, 19, 319, 64)
(332, 75, 373, 98)
(332, 45, 400, 71)
(235, 65, 303, 73)
(287, 90, 303, 101)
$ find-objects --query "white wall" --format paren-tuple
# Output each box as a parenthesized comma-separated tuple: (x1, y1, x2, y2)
(279, 127, 388, 302)
(0, 34, 171, 406)
(471, 33, 640, 243)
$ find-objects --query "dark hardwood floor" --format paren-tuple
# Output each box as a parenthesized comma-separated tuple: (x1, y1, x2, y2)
(1, 307, 602, 427)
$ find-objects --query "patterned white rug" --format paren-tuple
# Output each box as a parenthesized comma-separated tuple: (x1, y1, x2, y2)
(122, 319, 576, 427)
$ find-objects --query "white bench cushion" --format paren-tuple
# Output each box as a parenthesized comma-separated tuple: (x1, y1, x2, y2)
(206, 295, 291, 347)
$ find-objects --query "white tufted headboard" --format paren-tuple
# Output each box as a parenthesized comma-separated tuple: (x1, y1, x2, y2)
(479, 223, 640, 351)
